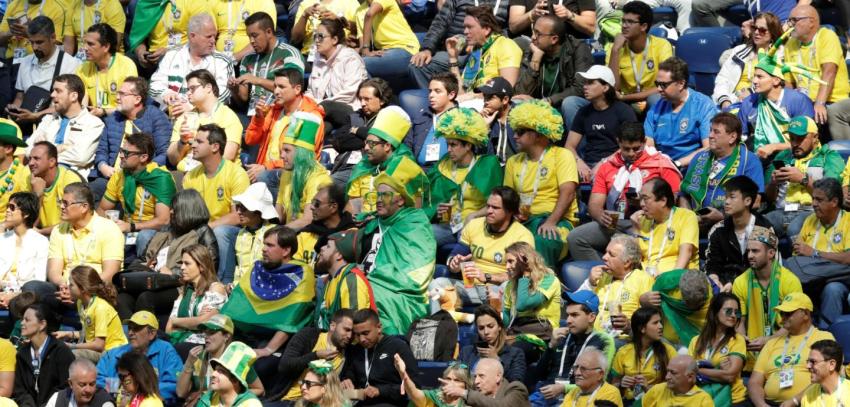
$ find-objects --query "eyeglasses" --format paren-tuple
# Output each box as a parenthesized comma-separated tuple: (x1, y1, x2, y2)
(575, 365, 603, 373)
(655, 80, 676, 89)
(754, 26, 769, 34)
(117, 91, 139, 98)
(788, 16, 813, 25)
(6, 203, 17, 212)
(364, 139, 387, 148)
(59, 200, 86, 208)
(779, 310, 797, 319)
(300, 379, 324, 388)
(621, 18, 641, 26)
(186, 84, 205, 93)
(723, 308, 742, 319)
(364, 191, 396, 206)
(311, 199, 332, 208)
(313, 32, 327, 42)
(119, 148, 143, 157)
(532, 29, 556, 37)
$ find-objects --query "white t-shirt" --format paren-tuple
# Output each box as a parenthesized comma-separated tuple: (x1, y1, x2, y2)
(15, 49, 81, 93)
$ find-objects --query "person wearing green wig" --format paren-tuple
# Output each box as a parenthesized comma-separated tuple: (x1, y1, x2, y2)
(426, 107, 503, 246)
(504, 100, 578, 268)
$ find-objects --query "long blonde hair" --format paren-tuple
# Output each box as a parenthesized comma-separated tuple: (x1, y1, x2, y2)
(505, 241, 553, 291)
(181, 244, 219, 295)
(294, 370, 348, 407)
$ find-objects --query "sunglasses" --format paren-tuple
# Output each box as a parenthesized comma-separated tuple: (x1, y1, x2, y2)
(6, 203, 17, 212)
(754, 26, 769, 34)
(364, 139, 387, 148)
(119, 148, 143, 157)
(655, 80, 677, 89)
(787, 16, 812, 25)
(314, 32, 327, 42)
(722, 308, 742, 319)
(300, 379, 324, 388)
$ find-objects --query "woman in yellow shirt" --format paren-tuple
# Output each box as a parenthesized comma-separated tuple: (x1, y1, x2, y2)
(688, 293, 748, 406)
(611, 306, 677, 402)
(116, 351, 164, 407)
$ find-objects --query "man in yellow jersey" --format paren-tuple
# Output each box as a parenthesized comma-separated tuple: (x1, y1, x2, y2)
(230, 12, 304, 118)
(27, 74, 103, 179)
(296, 183, 356, 268)
(70, 0, 125, 60)
(75, 24, 137, 118)
(210, 0, 276, 62)
(90, 77, 172, 202)
(607, 2, 671, 111)
(749, 292, 835, 406)
(346, 106, 427, 215)
(784, 178, 850, 329)
(431, 187, 533, 313)
(150, 13, 235, 110)
(0, 0, 73, 65)
(182, 124, 249, 284)
(231, 182, 277, 285)
(314, 230, 373, 329)
(642, 355, 713, 407)
(129, 0, 211, 72)
(505, 99, 578, 267)
(245, 68, 323, 200)
(28, 141, 83, 235)
(785, 4, 850, 138)
(587, 235, 654, 339)
(97, 133, 176, 258)
(0, 119, 30, 222)
(291, 0, 358, 60)
(167, 69, 243, 172)
(764, 116, 844, 239)
(561, 348, 623, 407)
(796, 339, 850, 407)
(271, 308, 354, 402)
(733, 226, 802, 370)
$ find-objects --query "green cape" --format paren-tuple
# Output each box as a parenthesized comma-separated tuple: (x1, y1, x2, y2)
(122, 163, 175, 214)
(424, 154, 502, 220)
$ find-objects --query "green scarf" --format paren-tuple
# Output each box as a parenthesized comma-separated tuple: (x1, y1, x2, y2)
(424, 154, 502, 220)
(168, 285, 199, 344)
(462, 35, 500, 91)
(347, 144, 414, 191)
(682, 146, 740, 208)
(127, 0, 172, 52)
(700, 382, 733, 407)
(745, 261, 782, 336)
(753, 94, 791, 150)
(420, 389, 466, 407)
(196, 390, 259, 407)
(653, 269, 702, 347)
(122, 163, 176, 214)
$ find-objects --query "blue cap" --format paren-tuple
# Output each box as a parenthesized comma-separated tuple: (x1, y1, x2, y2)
(563, 290, 599, 314)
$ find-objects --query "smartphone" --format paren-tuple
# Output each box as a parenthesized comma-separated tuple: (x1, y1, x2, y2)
(772, 160, 787, 169)
(6, 106, 21, 114)
(696, 207, 713, 216)
(475, 340, 489, 348)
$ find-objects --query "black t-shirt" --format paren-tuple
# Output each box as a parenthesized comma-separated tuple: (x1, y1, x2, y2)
(508, 0, 595, 38)
(570, 100, 637, 166)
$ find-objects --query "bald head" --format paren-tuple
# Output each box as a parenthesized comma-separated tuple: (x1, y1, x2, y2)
(473, 358, 504, 396)
(666, 355, 698, 394)
(789, 5, 820, 40)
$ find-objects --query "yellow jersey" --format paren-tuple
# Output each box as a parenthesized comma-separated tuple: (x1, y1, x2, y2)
(1, 0, 71, 60)
(295, 231, 319, 265)
(754, 328, 835, 403)
(145, 0, 210, 52)
(182, 159, 250, 221)
(234, 223, 274, 284)
(77, 295, 127, 350)
(211, 0, 277, 55)
(593, 269, 654, 334)
(37, 166, 84, 228)
(503, 273, 561, 330)
(608, 35, 673, 94)
(504, 146, 579, 223)
(0, 339, 14, 372)
(469, 35, 522, 90)
(277, 167, 333, 223)
(687, 333, 747, 403)
(799, 210, 850, 253)
(0, 160, 31, 223)
(294, 0, 358, 55)
(641, 384, 714, 407)
(637, 207, 700, 275)
(353, 0, 418, 54)
(784, 27, 850, 104)
(76, 53, 138, 110)
(459, 217, 534, 277)
(47, 214, 125, 279)
(170, 104, 244, 172)
(103, 163, 176, 223)
(801, 379, 850, 407)
(560, 383, 623, 407)
(611, 342, 678, 400)
(71, 0, 126, 52)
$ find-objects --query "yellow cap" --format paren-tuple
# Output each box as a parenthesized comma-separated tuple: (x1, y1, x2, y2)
(368, 106, 411, 148)
(774, 292, 814, 313)
(123, 311, 159, 329)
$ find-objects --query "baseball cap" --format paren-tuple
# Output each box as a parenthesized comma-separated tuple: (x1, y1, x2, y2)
(562, 290, 599, 314)
(786, 116, 818, 137)
(200, 314, 235, 334)
(123, 311, 159, 330)
(774, 292, 814, 313)
(576, 65, 616, 87)
(476, 77, 513, 98)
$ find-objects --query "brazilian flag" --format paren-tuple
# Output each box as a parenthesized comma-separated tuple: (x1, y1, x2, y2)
(222, 261, 316, 333)
(424, 154, 502, 220)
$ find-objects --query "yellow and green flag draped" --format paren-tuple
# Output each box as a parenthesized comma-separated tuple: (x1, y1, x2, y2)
(653, 268, 711, 347)
(362, 207, 435, 335)
(222, 261, 316, 333)
(128, 0, 171, 52)
(347, 144, 430, 207)
(122, 163, 176, 214)
(424, 154, 502, 220)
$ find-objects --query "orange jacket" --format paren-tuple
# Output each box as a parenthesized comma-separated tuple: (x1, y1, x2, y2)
(245, 95, 326, 169)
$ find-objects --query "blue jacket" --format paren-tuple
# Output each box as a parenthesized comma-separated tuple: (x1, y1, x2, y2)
(96, 339, 183, 402)
(93, 106, 172, 179)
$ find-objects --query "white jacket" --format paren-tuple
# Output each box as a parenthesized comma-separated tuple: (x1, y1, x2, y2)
(149, 45, 235, 106)
(0, 229, 48, 289)
(27, 108, 104, 179)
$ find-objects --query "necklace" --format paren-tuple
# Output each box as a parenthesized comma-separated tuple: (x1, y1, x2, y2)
(0, 159, 20, 194)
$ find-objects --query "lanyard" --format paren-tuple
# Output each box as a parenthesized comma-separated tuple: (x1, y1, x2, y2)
(629, 36, 650, 92)
(79, 0, 102, 46)
(78, 295, 97, 340)
(571, 383, 603, 407)
(94, 54, 116, 108)
(227, 0, 247, 38)
(640, 348, 655, 372)
(795, 30, 819, 92)
(165, 0, 179, 33)
(704, 334, 727, 360)
(31, 337, 49, 393)
(646, 208, 675, 268)
(602, 271, 632, 317)
(813, 211, 844, 253)
(540, 61, 560, 97)
(496, 121, 507, 161)
(518, 148, 548, 200)
(557, 332, 597, 377)
(364, 343, 378, 386)
(780, 326, 815, 369)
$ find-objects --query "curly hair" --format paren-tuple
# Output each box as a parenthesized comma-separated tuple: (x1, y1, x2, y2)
(435, 107, 489, 147)
(507, 99, 564, 141)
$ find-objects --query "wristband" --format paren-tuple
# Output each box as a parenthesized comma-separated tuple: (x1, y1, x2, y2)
(130, 223, 136, 233)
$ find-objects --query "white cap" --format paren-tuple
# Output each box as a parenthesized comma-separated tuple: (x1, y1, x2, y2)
(576, 65, 616, 87)
(232, 182, 278, 220)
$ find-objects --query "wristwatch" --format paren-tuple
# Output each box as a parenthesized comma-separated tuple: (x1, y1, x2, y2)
(813, 249, 820, 258)
(801, 174, 810, 186)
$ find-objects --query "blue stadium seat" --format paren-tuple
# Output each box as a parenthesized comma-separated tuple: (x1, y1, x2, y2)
(649, 25, 668, 40)
(399, 89, 429, 120)
(828, 316, 850, 362)
(415, 32, 427, 47)
(828, 140, 850, 162)
(434, 264, 451, 280)
(458, 323, 477, 348)
(560, 261, 603, 292)
(683, 26, 743, 46)
(652, 7, 677, 29)
(417, 361, 450, 389)
(676, 31, 734, 95)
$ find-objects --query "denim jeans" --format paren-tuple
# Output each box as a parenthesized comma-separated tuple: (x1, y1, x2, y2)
(432, 223, 458, 247)
(256, 168, 282, 205)
(820, 281, 849, 329)
(213, 224, 242, 284)
(409, 52, 469, 89)
(364, 48, 414, 92)
(764, 209, 811, 238)
(135, 229, 157, 258)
